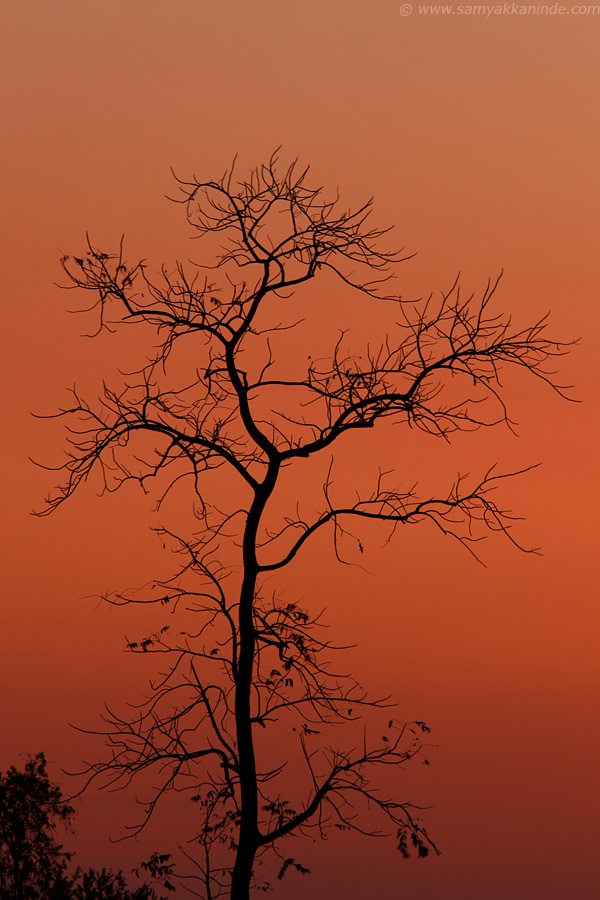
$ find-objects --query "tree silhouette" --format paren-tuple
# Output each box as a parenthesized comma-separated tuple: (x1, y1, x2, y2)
(0, 753, 73, 900)
(38, 154, 570, 899)
(0, 753, 165, 900)
(69, 866, 165, 900)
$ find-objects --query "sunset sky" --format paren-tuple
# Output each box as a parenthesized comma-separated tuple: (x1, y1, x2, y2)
(2, 2, 599, 897)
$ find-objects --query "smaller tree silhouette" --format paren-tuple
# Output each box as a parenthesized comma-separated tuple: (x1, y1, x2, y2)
(69, 866, 166, 900)
(0, 753, 73, 900)
(0, 753, 167, 900)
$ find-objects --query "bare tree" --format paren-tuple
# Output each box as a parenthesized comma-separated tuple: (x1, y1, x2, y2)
(37, 154, 569, 899)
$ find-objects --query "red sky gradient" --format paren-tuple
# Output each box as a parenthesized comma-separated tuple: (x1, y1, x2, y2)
(1, 2, 599, 897)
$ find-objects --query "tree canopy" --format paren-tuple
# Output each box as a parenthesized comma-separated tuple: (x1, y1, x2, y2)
(0, 754, 166, 900)
(39, 153, 570, 899)
(0, 752, 73, 900)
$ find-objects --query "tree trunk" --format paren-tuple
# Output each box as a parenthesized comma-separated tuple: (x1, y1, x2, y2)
(231, 474, 275, 899)
(231, 563, 259, 900)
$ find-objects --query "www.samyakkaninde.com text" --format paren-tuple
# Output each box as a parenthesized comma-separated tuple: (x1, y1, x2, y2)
(412, 3, 600, 14)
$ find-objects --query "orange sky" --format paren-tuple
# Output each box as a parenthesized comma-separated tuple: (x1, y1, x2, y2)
(1, 2, 599, 897)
